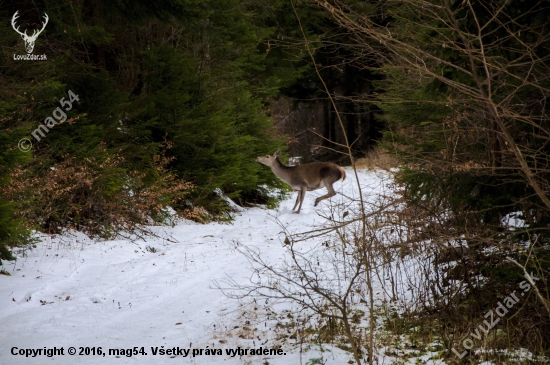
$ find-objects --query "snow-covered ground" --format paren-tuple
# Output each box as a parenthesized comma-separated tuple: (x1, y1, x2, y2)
(0, 168, 395, 365)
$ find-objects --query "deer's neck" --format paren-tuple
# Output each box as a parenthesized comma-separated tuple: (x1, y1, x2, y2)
(270, 157, 294, 183)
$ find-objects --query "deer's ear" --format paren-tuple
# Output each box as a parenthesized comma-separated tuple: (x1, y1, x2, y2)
(274, 149, 281, 157)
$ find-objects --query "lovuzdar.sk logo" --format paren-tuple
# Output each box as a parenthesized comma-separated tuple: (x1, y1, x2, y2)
(12, 10, 48, 61)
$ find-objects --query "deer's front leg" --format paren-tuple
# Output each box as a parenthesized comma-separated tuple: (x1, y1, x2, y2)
(294, 186, 307, 214)
(292, 190, 301, 211)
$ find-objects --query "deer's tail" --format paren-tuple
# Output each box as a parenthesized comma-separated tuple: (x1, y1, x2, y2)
(338, 166, 346, 181)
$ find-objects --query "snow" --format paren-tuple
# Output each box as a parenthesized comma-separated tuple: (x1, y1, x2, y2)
(500, 211, 527, 230)
(0, 168, 395, 365)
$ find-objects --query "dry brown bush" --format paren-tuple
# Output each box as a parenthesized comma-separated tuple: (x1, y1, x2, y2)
(1, 143, 206, 238)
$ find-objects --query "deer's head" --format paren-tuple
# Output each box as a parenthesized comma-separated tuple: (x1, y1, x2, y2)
(255, 149, 281, 167)
(12, 11, 48, 54)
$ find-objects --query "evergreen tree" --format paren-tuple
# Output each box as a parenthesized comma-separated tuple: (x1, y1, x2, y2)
(0, 0, 309, 255)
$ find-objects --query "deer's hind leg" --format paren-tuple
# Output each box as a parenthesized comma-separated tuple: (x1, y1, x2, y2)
(314, 180, 337, 207)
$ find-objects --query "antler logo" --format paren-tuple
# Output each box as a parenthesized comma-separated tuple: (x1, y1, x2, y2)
(11, 11, 49, 54)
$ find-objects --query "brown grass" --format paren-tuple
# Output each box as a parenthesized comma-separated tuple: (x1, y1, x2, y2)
(354, 147, 398, 171)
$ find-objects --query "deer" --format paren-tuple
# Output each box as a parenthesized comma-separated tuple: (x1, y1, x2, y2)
(12, 11, 49, 54)
(256, 149, 346, 214)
